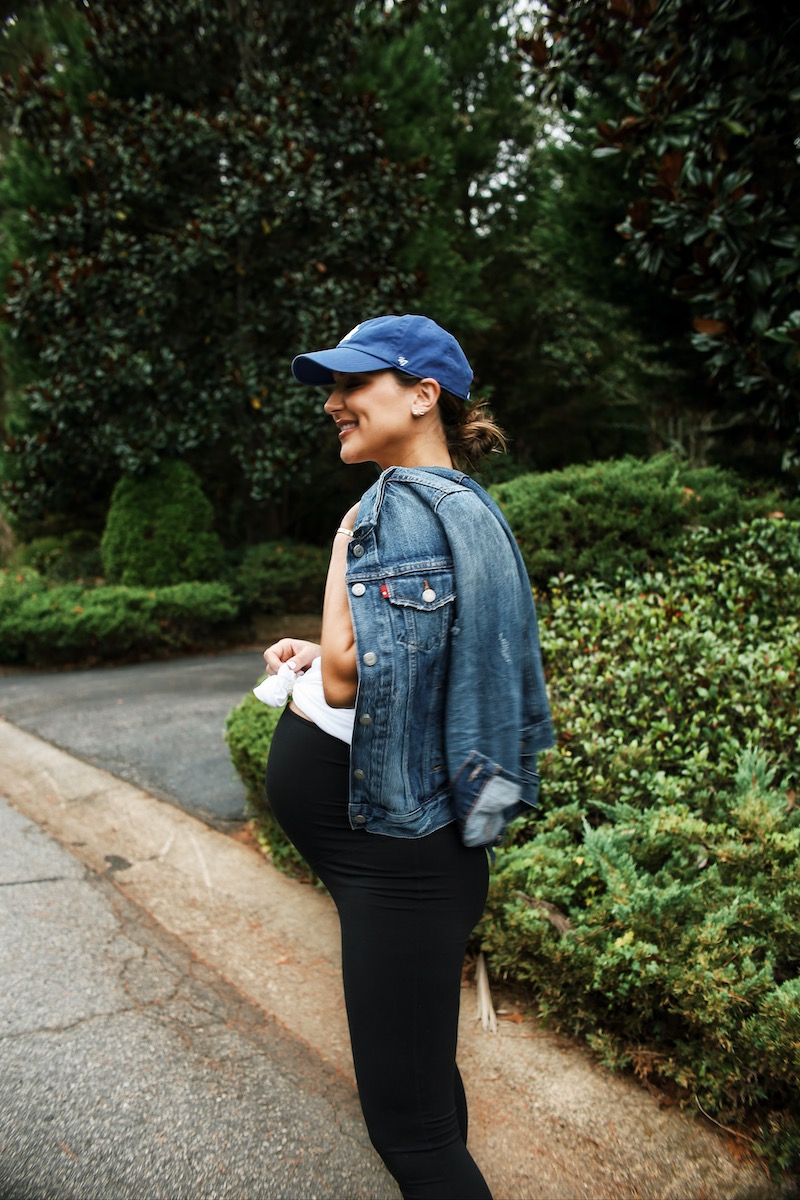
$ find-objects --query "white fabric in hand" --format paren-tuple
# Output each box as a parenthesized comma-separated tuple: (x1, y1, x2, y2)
(253, 662, 297, 707)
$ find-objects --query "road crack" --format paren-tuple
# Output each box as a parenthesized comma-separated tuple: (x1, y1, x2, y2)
(0, 876, 77, 887)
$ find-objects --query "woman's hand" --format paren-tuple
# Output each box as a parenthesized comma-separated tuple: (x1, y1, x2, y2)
(263, 638, 321, 677)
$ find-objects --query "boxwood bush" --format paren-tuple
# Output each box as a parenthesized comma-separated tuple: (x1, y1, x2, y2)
(101, 461, 225, 587)
(490, 454, 797, 589)
(225, 514, 800, 1171)
(0, 569, 239, 665)
(224, 691, 310, 877)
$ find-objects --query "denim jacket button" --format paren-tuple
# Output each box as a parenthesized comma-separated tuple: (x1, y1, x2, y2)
(353, 769, 365, 780)
(362, 651, 377, 666)
(351, 583, 366, 597)
(359, 714, 372, 726)
(422, 588, 436, 603)
(354, 814, 367, 824)
(352, 544, 365, 558)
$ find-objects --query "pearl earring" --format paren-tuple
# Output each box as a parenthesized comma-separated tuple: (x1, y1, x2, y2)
(412, 407, 423, 416)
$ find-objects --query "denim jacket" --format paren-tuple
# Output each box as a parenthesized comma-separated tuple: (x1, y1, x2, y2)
(344, 465, 554, 848)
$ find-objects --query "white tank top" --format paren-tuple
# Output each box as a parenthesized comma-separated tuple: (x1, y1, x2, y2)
(253, 657, 355, 745)
(292, 658, 355, 745)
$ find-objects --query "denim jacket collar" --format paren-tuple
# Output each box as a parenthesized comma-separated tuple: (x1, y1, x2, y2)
(355, 465, 468, 533)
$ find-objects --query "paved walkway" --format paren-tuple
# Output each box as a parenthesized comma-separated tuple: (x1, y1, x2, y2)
(0, 793, 394, 1200)
(0, 677, 783, 1200)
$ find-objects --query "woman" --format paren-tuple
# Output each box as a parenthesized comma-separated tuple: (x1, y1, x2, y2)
(262, 314, 553, 1200)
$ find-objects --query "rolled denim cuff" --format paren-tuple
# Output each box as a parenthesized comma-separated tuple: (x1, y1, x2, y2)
(450, 751, 538, 848)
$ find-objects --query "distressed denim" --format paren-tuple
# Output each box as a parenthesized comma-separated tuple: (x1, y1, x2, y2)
(345, 466, 554, 846)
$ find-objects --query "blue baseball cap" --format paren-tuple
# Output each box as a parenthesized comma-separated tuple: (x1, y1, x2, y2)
(291, 314, 473, 401)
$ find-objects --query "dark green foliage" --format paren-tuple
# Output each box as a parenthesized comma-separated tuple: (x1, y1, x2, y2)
(480, 518, 800, 1166)
(0, 568, 238, 664)
(0, 504, 16, 562)
(100, 461, 224, 587)
(355, 2, 696, 474)
(224, 689, 281, 812)
(484, 759, 800, 1167)
(234, 540, 327, 616)
(224, 689, 310, 877)
(523, 0, 800, 473)
(355, 0, 536, 334)
(475, 119, 708, 473)
(0, 564, 41, 623)
(10, 528, 102, 580)
(491, 454, 797, 588)
(0, 0, 421, 530)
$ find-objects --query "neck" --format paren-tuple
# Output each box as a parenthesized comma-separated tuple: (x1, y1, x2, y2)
(380, 433, 453, 472)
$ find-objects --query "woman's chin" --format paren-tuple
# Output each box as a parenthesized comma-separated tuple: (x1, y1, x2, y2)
(339, 442, 364, 465)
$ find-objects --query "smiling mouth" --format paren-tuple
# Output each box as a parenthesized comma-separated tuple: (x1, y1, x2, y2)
(337, 421, 358, 438)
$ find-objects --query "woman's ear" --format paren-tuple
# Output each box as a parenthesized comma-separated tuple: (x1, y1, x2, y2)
(411, 377, 441, 417)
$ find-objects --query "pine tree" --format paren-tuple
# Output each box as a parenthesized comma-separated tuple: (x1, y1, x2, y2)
(356, 0, 541, 334)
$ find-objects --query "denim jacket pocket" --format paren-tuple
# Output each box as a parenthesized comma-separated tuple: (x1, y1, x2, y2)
(383, 569, 455, 651)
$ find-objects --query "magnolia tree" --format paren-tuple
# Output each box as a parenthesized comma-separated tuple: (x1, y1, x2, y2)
(0, 0, 423, 531)
(522, 0, 800, 474)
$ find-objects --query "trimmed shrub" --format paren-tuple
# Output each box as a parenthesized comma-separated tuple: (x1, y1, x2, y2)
(224, 691, 310, 877)
(490, 454, 797, 588)
(480, 517, 800, 1169)
(0, 572, 238, 665)
(10, 530, 103, 582)
(233, 540, 327, 615)
(0, 508, 14, 565)
(101, 461, 225, 587)
(0, 567, 43, 624)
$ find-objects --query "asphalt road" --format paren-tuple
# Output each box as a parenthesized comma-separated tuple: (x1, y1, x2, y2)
(0, 796, 397, 1200)
(0, 651, 265, 828)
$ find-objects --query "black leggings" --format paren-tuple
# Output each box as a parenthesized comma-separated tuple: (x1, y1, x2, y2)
(265, 706, 492, 1200)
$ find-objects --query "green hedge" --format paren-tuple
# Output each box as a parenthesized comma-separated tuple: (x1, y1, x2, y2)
(490, 454, 797, 589)
(225, 690, 282, 808)
(224, 691, 311, 877)
(101, 461, 225, 587)
(481, 517, 799, 1170)
(0, 570, 239, 665)
(9, 530, 103, 582)
(233, 539, 328, 616)
(225, 515, 800, 1171)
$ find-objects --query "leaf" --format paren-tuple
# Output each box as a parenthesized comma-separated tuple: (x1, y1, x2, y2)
(658, 149, 684, 190)
(721, 118, 750, 137)
(692, 317, 728, 336)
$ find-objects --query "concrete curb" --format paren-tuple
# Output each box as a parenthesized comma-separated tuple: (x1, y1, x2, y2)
(0, 718, 779, 1200)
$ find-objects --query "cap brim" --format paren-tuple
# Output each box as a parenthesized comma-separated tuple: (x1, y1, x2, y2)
(291, 347, 398, 385)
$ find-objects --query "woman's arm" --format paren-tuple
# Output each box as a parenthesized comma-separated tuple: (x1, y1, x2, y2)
(320, 503, 360, 708)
